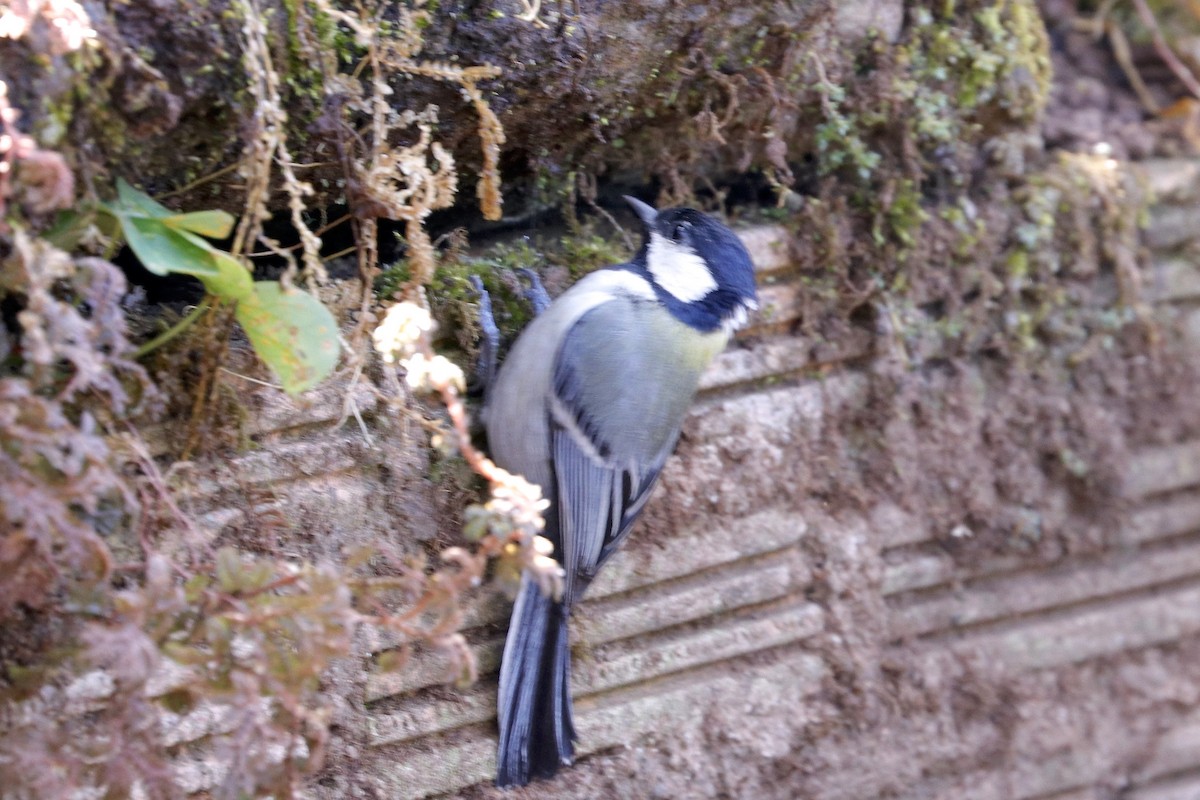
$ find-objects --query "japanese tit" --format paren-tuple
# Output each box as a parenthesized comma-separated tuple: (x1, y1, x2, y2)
(486, 196, 758, 787)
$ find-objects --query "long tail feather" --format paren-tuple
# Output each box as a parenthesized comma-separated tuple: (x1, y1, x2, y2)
(496, 574, 575, 787)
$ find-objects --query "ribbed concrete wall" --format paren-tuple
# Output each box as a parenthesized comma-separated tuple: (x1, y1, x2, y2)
(136, 158, 1200, 799)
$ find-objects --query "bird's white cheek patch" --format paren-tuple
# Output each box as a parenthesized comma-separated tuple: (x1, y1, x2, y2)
(646, 232, 717, 303)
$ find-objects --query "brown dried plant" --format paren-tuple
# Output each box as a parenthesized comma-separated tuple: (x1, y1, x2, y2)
(0, 0, 94, 55)
(0, 82, 76, 227)
(0, 237, 167, 798)
(311, 0, 554, 614)
(235, 0, 328, 284)
(0, 2, 536, 798)
(312, 0, 503, 288)
(373, 299, 562, 607)
(0, 232, 150, 621)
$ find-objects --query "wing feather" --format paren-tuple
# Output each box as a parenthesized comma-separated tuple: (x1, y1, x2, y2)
(546, 298, 706, 606)
(549, 417, 673, 606)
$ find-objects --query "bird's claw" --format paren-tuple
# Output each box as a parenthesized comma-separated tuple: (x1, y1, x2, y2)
(515, 268, 551, 316)
(470, 275, 500, 397)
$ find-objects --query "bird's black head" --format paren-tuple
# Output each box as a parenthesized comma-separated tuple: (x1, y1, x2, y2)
(624, 196, 758, 333)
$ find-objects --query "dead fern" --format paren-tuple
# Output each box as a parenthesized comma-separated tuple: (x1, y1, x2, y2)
(0, 230, 151, 621)
(311, 0, 503, 284)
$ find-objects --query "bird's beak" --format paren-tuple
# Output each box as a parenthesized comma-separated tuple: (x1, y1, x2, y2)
(623, 195, 658, 227)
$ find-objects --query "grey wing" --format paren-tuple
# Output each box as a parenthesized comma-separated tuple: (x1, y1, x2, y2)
(548, 299, 702, 606)
(550, 420, 673, 606)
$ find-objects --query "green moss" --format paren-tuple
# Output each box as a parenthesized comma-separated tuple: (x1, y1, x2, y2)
(1005, 249, 1029, 281)
(988, 150, 1149, 361)
(376, 248, 530, 371)
(877, 179, 928, 248)
(813, 79, 881, 182)
(897, 0, 1051, 150)
(556, 232, 630, 278)
(377, 223, 635, 359)
(277, 0, 329, 117)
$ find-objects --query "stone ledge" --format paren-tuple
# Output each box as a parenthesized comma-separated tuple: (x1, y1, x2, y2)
(895, 537, 1200, 639)
(1126, 779, 1200, 800)
(1151, 258, 1200, 304)
(366, 650, 828, 799)
(1126, 441, 1200, 499)
(736, 224, 793, 275)
(950, 581, 1200, 671)
(1141, 159, 1200, 204)
(1130, 711, 1200, 798)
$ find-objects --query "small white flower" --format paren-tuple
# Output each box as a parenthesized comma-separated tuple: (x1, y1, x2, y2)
(403, 352, 465, 393)
(486, 469, 549, 533)
(372, 301, 433, 363)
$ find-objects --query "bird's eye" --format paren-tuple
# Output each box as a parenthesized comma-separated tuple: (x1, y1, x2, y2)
(671, 222, 690, 242)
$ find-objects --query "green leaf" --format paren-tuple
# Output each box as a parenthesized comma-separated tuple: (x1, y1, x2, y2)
(183, 573, 211, 603)
(200, 250, 254, 301)
(108, 181, 246, 288)
(163, 209, 235, 239)
(214, 547, 243, 593)
(116, 178, 174, 218)
(43, 209, 91, 251)
(241, 559, 276, 593)
(234, 282, 340, 394)
(106, 179, 339, 397)
(122, 216, 220, 278)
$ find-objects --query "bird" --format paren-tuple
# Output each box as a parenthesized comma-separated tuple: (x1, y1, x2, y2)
(483, 195, 758, 787)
